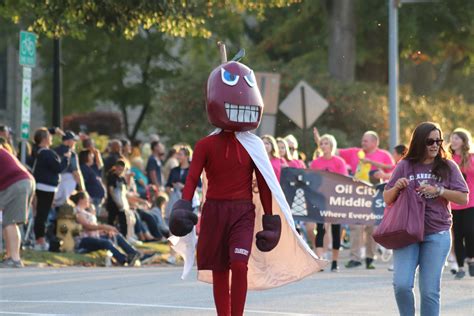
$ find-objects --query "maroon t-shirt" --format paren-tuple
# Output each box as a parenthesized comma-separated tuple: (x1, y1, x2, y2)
(386, 159, 468, 234)
(0, 148, 33, 190)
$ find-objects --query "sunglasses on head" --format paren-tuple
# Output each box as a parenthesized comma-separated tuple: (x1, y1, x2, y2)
(425, 138, 443, 146)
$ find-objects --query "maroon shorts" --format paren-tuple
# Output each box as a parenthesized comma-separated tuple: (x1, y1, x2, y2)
(197, 199, 256, 272)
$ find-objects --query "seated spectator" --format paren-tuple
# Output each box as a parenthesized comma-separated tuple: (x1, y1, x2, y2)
(149, 192, 170, 238)
(71, 191, 157, 266)
(130, 157, 149, 199)
(126, 191, 162, 242)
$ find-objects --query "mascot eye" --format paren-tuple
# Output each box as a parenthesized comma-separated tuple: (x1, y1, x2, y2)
(221, 68, 239, 86)
(244, 71, 256, 87)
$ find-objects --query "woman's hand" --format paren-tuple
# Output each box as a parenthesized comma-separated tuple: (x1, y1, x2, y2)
(394, 177, 409, 191)
(417, 184, 438, 195)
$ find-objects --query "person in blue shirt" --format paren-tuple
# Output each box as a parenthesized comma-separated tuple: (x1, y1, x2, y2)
(79, 150, 106, 216)
(146, 141, 165, 190)
(131, 157, 149, 199)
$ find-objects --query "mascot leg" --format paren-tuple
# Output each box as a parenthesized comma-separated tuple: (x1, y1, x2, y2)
(230, 261, 248, 316)
(213, 269, 230, 315)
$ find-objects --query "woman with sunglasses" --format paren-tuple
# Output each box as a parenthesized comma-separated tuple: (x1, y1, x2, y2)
(449, 128, 474, 279)
(383, 122, 468, 316)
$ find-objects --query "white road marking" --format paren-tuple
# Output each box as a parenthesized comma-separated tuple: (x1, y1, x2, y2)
(0, 312, 66, 316)
(0, 300, 315, 316)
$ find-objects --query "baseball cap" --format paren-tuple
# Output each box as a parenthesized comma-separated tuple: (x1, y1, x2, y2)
(62, 130, 79, 141)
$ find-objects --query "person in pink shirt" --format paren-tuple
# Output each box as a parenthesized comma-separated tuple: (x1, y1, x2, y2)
(284, 134, 306, 168)
(310, 134, 348, 272)
(449, 128, 474, 279)
(262, 135, 285, 181)
(315, 128, 395, 269)
(277, 137, 301, 169)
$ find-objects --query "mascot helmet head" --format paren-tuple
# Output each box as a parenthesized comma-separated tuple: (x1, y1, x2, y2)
(206, 44, 264, 132)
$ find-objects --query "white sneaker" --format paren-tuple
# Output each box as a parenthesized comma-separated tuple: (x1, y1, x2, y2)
(166, 255, 176, 265)
(450, 261, 459, 275)
(34, 242, 49, 251)
(127, 237, 143, 246)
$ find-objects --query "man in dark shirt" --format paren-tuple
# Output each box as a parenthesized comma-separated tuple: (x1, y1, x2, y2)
(103, 139, 123, 176)
(146, 141, 165, 190)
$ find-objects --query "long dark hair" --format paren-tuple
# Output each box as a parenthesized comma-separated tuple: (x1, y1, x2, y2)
(404, 122, 450, 180)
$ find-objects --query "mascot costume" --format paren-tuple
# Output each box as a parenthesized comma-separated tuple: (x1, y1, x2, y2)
(169, 43, 326, 316)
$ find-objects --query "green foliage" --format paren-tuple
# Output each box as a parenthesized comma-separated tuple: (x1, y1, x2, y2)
(0, 0, 299, 39)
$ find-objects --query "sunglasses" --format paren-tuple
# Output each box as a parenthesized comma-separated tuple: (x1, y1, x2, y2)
(425, 138, 443, 146)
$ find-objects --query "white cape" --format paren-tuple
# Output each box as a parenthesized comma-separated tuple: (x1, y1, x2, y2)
(169, 130, 327, 290)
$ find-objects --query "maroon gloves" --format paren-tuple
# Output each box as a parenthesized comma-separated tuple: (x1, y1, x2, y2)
(256, 214, 281, 252)
(169, 199, 198, 237)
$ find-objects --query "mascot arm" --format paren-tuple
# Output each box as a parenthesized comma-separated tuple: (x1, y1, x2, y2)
(255, 168, 272, 215)
(255, 168, 281, 252)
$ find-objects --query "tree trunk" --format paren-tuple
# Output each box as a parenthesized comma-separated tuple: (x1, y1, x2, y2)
(328, 0, 356, 82)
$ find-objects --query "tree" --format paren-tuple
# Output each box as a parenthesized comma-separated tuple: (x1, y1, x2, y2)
(326, 0, 356, 82)
(1, 0, 299, 140)
(35, 28, 179, 140)
(0, 0, 299, 39)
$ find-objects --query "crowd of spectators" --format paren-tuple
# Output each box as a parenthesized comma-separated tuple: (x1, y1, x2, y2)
(0, 123, 472, 279)
(0, 125, 196, 267)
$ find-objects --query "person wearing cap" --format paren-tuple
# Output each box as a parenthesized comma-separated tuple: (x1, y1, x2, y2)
(53, 131, 85, 207)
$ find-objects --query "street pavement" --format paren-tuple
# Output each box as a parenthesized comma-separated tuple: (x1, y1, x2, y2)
(1, 258, 473, 315)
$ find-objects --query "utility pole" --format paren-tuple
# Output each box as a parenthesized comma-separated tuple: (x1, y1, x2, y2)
(388, 0, 436, 149)
(388, 0, 399, 150)
(52, 38, 62, 128)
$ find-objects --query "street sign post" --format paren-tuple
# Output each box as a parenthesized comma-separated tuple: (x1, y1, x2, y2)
(19, 31, 37, 68)
(279, 80, 329, 153)
(19, 31, 37, 164)
(255, 72, 280, 136)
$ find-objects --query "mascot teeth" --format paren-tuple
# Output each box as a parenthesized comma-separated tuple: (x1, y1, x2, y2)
(225, 103, 260, 123)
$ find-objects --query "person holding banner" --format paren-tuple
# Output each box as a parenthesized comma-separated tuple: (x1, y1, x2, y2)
(310, 134, 348, 272)
(384, 122, 468, 316)
(331, 130, 394, 269)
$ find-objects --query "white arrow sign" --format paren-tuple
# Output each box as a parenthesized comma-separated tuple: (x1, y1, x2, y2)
(279, 80, 328, 129)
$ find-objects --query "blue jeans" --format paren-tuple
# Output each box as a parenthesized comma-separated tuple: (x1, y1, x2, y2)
(78, 234, 137, 265)
(393, 230, 451, 316)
